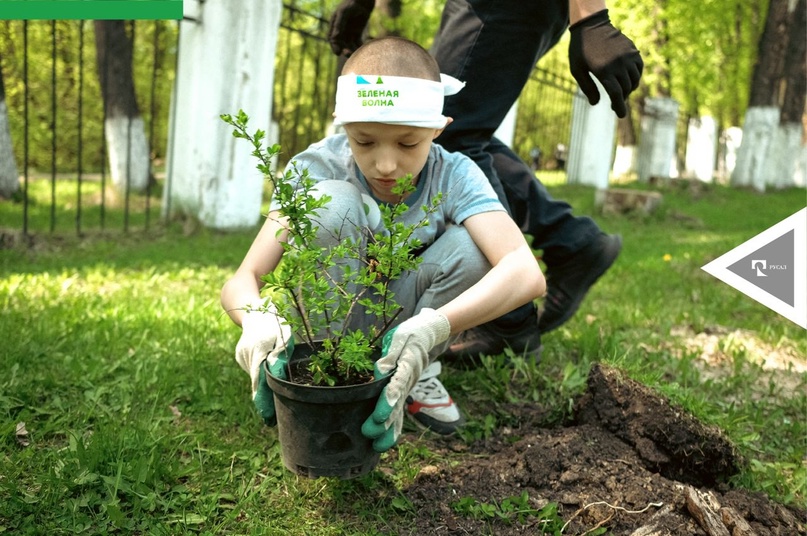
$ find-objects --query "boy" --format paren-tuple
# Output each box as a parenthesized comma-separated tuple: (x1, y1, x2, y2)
(221, 36, 545, 452)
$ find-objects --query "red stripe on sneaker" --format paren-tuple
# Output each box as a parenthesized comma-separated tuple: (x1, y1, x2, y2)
(407, 398, 455, 414)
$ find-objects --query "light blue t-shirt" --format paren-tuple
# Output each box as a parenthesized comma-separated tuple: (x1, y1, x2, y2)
(274, 133, 505, 248)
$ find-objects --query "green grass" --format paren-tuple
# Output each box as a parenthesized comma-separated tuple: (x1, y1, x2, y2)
(1, 180, 805, 534)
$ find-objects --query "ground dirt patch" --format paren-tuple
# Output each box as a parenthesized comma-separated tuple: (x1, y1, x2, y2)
(387, 364, 805, 535)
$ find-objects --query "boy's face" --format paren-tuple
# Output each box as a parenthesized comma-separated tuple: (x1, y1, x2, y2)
(343, 122, 445, 203)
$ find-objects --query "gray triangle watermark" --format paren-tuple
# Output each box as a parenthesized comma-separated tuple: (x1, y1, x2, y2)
(727, 230, 794, 306)
(702, 208, 806, 329)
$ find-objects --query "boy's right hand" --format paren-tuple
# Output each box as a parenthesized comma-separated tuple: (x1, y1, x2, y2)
(361, 309, 450, 452)
(235, 302, 292, 425)
(328, 0, 375, 56)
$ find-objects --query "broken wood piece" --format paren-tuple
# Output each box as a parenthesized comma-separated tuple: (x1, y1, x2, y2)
(686, 486, 730, 536)
(720, 507, 757, 536)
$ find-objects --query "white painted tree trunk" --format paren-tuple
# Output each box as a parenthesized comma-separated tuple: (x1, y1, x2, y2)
(612, 144, 636, 178)
(684, 116, 717, 182)
(767, 122, 805, 189)
(165, 0, 282, 230)
(567, 82, 616, 189)
(716, 126, 743, 182)
(731, 106, 779, 192)
(636, 97, 679, 182)
(0, 99, 18, 198)
(105, 115, 150, 194)
(794, 136, 807, 187)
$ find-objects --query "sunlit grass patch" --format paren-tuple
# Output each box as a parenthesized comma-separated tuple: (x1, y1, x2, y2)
(1, 181, 805, 533)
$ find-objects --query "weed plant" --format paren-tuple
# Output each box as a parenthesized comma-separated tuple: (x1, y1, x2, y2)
(1, 180, 804, 534)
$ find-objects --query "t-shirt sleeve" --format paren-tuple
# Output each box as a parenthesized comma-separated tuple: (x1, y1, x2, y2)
(270, 136, 354, 213)
(438, 149, 506, 224)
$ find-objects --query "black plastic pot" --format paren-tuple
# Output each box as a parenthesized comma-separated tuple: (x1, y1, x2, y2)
(264, 351, 390, 480)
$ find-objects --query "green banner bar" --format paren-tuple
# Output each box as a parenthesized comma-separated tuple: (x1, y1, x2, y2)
(0, 1, 183, 20)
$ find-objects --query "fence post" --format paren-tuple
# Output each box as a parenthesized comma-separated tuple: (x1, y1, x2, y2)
(566, 82, 615, 189)
(165, 0, 282, 229)
(636, 97, 679, 182)
(493, 101, 518, 148)
(730, 106, 779, 192)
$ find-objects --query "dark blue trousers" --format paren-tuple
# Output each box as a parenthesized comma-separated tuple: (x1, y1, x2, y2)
(431, 0, 602, 268)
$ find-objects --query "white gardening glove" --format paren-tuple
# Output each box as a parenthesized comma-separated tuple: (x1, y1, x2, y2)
(234, 300, 293, 425)
(361, 308, 450, 452)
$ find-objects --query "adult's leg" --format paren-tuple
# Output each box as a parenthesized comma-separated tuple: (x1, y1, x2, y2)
(431, 0, 621, 336)
(431, 0, 576, 248)
(487, 137, 599, 262)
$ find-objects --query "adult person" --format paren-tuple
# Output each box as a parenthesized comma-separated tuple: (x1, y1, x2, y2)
(328, 0, 643, 360)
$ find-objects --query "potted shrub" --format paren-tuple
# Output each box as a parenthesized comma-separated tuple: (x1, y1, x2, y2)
(221, 111, 440, 479)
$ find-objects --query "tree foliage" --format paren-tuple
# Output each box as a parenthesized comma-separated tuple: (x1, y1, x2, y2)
(609, 0, 767, 128)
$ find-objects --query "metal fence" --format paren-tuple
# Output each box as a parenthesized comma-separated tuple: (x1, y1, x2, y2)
(1, 5, 579, 239)
(0, 19, 174, 237)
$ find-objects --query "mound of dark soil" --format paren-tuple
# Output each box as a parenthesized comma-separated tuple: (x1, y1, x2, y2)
(391, 364, 805, 535)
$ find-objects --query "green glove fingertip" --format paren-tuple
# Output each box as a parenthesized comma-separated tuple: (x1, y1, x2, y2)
(374, 387, 396, 422)
(372, 428, 397, 453)
(381, 326, 398, 356)
(267, 340, 294, 379)
(361, 415, 386, 439)
(254, 365, 277, 426)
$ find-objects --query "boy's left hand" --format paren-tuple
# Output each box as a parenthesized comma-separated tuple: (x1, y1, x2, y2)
(361, 308, 450, 452)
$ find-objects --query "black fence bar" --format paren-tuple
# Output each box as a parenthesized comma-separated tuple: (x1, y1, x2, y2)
(514, 67, 581, 173)
(21, 20, 28, 237)
(76, 19, 84, 235)
(50, 20, 56, 233)
(146, 20, 160, 231)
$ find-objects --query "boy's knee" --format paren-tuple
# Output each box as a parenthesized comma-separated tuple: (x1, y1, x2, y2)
(310, 181, 366, 239)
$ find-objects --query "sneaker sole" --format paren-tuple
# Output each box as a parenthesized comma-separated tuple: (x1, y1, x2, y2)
(406, 409, 464, 436)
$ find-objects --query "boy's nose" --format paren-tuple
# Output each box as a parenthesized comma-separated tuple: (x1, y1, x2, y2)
(375, 151, 397, 176)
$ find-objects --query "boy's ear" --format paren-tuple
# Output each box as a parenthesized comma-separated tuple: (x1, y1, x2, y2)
(434, 117, 453, 138)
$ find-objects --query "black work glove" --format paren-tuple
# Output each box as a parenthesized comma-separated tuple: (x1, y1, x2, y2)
(568, 9, 643, 118)
(328, 0, 375, 56)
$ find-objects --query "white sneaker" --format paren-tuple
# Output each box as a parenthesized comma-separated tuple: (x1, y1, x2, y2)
(405, 361, 464, 435)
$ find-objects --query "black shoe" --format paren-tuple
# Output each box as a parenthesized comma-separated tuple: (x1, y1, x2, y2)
(441, 312, 542, 368)
(537, 233, 622, 334)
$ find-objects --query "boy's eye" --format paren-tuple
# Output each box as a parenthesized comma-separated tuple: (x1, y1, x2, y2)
(400, 142, 418, 148)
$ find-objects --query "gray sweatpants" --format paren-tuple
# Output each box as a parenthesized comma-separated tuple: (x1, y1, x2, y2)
(308, 180, 491, 356)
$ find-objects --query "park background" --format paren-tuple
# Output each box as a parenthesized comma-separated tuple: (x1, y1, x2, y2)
(1, 0, 805, 534)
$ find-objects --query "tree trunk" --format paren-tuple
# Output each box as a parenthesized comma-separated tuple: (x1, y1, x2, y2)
(376, 0, 401, 18)
(650, 0, 671, 97)
(0, 61, 19, 199)
(373, 0, 402, 37)
(93, 20, 150, 194)
(769, 0, 807, 188)
(780, 0, 806, 125)
(747, 0, 788, 108)
(733, 0, 805, 190)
